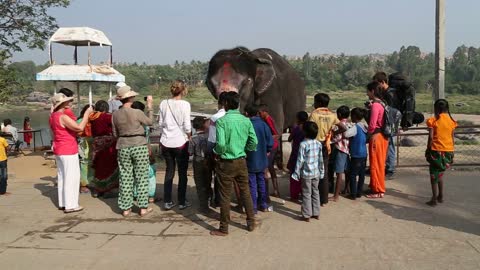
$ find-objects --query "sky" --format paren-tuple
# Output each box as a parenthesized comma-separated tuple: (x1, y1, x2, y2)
(11, 0, 480, 65)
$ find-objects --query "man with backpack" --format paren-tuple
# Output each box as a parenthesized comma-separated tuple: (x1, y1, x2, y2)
(372, 72, 403, 180)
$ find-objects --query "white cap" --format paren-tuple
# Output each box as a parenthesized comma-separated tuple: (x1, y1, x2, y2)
(116, 82, 127, 89)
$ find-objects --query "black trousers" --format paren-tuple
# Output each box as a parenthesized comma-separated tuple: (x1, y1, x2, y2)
(0, 160, 7, 194)
(193, 158, 212, 211)
(162, 144, 189, 205)
(319, 144, 330, 204)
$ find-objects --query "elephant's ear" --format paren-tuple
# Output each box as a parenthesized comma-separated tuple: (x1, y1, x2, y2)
(205, 77, 217, 99)
(254, 58, 276, 96)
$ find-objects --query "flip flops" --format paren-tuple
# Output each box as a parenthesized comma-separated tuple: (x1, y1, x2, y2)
(139, 208, 153, 217)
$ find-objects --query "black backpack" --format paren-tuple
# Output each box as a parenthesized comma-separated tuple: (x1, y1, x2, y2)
(388, 72, 416, 128)
(375, 100, 402, 137)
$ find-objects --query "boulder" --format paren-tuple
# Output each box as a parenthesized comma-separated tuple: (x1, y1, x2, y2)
(399, 137, 418, 147)
(455, 128, 479, 141)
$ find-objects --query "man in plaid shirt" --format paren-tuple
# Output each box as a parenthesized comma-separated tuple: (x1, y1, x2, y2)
(292, 121, 324, 222)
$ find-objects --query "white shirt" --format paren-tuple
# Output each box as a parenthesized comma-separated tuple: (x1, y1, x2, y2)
(207, 108, 226, 143)
(158, 99, 192, 148)
(108, 99, 122, 113)
(2, 125, 18, 144)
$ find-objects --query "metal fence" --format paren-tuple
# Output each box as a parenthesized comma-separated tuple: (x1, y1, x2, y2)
(396, 125, 480, 167)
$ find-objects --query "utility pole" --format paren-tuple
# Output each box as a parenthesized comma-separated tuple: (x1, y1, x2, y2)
(435, 0, 446, 101)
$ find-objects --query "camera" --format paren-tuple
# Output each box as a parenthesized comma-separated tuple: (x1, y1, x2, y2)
(144, 96, 148, 101)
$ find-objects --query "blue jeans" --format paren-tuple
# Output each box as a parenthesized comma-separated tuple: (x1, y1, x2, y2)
(349, 157, 366, 196)
(248, 172, 267, 213)
(386, 136, 396, 174)
(0, 160, 8, 194)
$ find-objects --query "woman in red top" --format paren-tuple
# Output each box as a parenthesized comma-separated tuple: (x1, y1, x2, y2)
(366, 82, 388, 198)
(23, 117, 32, 147)
(50, 93, 92, 213)
(89, 100, 119, 197)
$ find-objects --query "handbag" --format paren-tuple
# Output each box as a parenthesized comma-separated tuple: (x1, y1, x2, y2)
(165, 100, 188, 143)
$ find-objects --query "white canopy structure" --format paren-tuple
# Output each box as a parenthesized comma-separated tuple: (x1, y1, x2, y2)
(49, 27, 112, 46)
(36, 27, 125, 112)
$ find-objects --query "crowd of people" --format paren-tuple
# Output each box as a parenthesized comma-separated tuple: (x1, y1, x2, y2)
(0, 72, 457, 237)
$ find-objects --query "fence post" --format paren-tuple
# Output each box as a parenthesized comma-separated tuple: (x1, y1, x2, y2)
(396, 133, 400, 167)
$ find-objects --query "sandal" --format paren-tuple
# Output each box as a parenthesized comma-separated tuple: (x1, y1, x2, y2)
(64, 206, 84, 213)
(366, 193, 384, 199)
(139, 207, 153, 217)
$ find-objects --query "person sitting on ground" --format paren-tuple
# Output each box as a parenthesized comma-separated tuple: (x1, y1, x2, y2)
(245, 104, 274, 213)
(287, 111, 308, 202)
(2, 119, 22, 151)
(211, 92, 257, 236)
(189, 116, 213, 214)
(291, 121, 324, 222)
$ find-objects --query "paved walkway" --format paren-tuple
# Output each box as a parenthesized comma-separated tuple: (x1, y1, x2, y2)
(0, 155, 479, 270)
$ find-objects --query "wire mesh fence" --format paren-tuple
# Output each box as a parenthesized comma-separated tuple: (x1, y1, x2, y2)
(279, 125, 480, 169)
(396, 125, 480, 167)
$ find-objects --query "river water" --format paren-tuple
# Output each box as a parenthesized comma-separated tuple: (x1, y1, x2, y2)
(1, 109, 51, 146)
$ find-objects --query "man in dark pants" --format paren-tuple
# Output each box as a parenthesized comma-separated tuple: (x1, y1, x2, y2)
(210, 92, 258, 236)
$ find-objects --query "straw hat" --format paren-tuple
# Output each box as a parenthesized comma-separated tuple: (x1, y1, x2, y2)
(116, 85, 138, 100)
(51, 93, 74, 110)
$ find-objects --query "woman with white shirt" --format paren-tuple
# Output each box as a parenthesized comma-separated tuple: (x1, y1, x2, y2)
(158, 80, 192, 210)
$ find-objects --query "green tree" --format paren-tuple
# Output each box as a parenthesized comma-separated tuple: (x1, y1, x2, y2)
(0, 0, 70, 54)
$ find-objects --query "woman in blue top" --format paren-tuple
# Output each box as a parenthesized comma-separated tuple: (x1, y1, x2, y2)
(348, 108, 368, 199)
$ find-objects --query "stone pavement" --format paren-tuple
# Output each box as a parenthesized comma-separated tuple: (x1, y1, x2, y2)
(0, 155, 479, 270)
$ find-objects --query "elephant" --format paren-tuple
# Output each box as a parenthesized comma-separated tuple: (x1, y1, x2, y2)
(206, 47, 306, 133)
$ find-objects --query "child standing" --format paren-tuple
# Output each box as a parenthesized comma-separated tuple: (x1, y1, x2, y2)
(258, 104, 282, 199)
(330, 106, 354, 202)
(189, 116, 212, 213)
(309, 93, 341, 206)
(246, 104, 274, 213)
(23, 117, 32, 148)
(348, 108, 368, 199)
(425, 99, 457, 206)
(292, 121, 324, 222)
(287, 111, 308, 202)
(0, 134, 9, 196)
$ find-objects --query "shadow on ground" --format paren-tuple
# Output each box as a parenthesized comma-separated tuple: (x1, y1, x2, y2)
(366, 200, 480, 236)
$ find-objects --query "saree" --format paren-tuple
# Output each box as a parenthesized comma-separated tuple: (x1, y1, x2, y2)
(90, 113, 119, 193)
